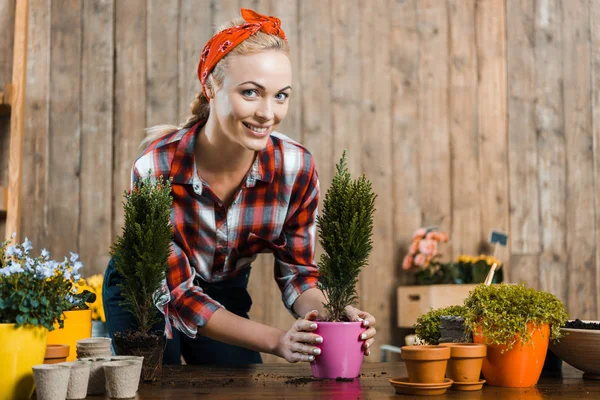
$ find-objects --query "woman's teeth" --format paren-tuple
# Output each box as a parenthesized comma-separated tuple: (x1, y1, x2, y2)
(244, 123, 268, 133)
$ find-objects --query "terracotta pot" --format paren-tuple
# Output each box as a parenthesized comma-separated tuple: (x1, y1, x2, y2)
(0, 324, 48, 400)
(310, 322, 365, 379)
(439, 343, 486, 382)
(47, 309, 93, 361)
(401, 345, 451, 383)
(44, 344, 70, 364)
(473, 322, 550, 387)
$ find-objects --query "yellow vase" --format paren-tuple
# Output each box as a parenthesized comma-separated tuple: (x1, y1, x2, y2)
(0, 323, 48, 400)
(47, 309, 93, 361)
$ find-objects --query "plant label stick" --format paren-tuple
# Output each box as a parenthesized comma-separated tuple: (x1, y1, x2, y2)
(484, 230, 508, 285)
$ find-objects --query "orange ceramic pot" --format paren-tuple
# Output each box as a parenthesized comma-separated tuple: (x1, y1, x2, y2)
(439, 343, 486, 382)
(47, 309, 92, 361)
(401, 345, 451, 384)
(473, 322, 550, 387)
(44, 344, 70, 364)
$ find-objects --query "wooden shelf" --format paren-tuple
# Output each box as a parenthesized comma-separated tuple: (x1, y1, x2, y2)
(0, 185, 7, 213)
(0, 83, 12, 117)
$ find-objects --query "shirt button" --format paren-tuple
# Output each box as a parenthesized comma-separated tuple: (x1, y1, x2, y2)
(193, 183, 201, 192)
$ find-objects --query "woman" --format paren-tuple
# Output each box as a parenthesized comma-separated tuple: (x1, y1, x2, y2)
(104, 8, 376, 365)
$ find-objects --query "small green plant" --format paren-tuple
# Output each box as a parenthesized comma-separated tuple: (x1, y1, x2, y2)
(414, 305, 469, 345)
(0, 236, 95, 330)
(463, 283, 568, 350)
(317, 151, 377, 322)
(110, 173, 173, 334)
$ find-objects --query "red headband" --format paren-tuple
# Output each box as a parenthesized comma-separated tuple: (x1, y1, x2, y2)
(197, 8, 287, 100)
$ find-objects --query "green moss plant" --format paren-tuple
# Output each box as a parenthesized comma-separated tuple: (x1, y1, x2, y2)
(317, 151, 377, 322)
(463, 283, 568, 350)
(414, 305, 469, 345)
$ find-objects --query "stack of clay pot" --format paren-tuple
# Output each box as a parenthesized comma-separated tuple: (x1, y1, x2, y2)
(76, 337, 112, 359)
(389, 345, 453, 395)
(440, 343, 487, 391)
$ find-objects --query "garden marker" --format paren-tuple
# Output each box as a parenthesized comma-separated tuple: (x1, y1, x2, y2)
(484, 230, 508, 286)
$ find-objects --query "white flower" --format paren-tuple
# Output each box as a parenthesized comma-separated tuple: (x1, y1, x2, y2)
(24, 257, 35, 272)
(63, 269, 71, 281)
(70, 252, 79, 263)
(22, 237, 33, 253)
(36, 266, 53, 279)
(73, 273, 81, 282)
(11, 232, 16, 239)
(8, 263, 24, 274)
(73, 261, 83, 272)
(0, 266, 11, 276)
(5, 245, 16, 257)
(41, 248, 50, 260)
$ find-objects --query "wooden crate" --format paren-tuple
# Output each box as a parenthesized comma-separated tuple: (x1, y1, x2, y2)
(397, 284, 479, 328)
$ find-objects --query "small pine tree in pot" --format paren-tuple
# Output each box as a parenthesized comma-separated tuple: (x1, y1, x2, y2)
(311, 151, 377, 379)
(110, 174, 173, 382)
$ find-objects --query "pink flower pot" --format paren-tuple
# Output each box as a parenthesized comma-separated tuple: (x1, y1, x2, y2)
(310, 321, 366, 379)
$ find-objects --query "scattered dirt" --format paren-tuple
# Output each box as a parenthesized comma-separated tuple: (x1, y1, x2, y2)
(284, 377, 322, 385)
(335, 377, 354, 382)
(564, 319, 600, 330)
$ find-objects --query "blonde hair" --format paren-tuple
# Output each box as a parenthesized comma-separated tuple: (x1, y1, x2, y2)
(141, 17, 290, 148)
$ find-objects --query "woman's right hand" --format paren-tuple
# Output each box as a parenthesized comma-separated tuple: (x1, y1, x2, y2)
(276, 310, 323, 363)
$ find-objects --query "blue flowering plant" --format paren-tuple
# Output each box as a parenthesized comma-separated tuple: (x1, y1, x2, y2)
(0, 234, 96, 330)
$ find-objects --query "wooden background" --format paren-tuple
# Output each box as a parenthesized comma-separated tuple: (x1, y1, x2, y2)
(1, 0, 599, 363)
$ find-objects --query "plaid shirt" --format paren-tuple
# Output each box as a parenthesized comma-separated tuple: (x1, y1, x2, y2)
(132, 123, 320, 338)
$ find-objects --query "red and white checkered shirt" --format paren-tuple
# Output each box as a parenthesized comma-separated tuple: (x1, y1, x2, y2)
(132, 122, 320, 338)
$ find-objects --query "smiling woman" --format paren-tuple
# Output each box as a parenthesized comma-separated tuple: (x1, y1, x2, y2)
(102, 8, 377, 367)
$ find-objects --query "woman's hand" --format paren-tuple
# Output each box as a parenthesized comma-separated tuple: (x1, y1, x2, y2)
(345, 305, 377, 356)
(275, 310, 323, 363)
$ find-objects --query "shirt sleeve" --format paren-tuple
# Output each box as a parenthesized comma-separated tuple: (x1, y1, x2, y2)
(131, 164, 224, 338)
(273, 154, 321, 317)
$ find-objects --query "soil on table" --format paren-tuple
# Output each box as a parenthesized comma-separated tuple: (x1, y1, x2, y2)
(564, 319, 600, 330)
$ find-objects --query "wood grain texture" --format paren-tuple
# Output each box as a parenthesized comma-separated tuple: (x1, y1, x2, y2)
(507, 0, 540, 258)
(0, 0, 15, 238)
(390, 0, 420, 288)
(213, 0, 241, 29)
(5, 0, 28, 241)
(331, 0, 360, 176)
(21, 0, 50, 249)
(592, 0, 600, 321)
(416, 0, 451, 247)
(563, 0, 596, 319)
(112, 0, 146, 238)
(536, 0, 567, 303)
(147, 0, 179, 128)
(506, 0, 540, 288)
(79, 0, 114, 275)
(448, 0, 480, 258)
(359, 0, 393, 362)
(47, 0, 81, 259)
(178, 0, 211, 122)
(476, 0, 510, 279)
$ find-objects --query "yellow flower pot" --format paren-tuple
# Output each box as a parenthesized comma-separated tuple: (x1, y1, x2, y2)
(0, 323, 48, 400)
(47, 309, 93, 361)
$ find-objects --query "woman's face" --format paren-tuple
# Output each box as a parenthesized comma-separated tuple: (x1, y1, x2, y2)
(211, 50, 292, 151)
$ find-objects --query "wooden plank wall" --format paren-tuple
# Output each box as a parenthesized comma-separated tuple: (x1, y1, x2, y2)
(0, 0, 598, 363)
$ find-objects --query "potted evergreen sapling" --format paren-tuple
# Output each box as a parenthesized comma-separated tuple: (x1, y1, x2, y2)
(110, 174, 173, 382)
(311, 151, 377, 379)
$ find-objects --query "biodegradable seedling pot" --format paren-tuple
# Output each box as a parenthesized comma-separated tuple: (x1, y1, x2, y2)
(79, 357, 112, 395)
(32, 364, 71, 400)
(44, 344, 70, 364)
(59, 361, 91, 400)
(310, 321, 365, 379)
(439, 343, 486, 382)
(103, 360, 142, 399)
(401, 345, 451, 384)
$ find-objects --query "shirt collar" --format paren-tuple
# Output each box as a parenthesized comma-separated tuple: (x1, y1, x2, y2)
(169, 122, 276, 187)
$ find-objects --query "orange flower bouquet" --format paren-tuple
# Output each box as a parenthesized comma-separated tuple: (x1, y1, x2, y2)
(402, 227, 455, 284)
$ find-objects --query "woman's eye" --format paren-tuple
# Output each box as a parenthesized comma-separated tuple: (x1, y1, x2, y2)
(242, 89, 259, 98)
(275, 92, 289, 101)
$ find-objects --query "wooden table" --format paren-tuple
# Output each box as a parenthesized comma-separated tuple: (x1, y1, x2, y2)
(121, 362, 600, 399)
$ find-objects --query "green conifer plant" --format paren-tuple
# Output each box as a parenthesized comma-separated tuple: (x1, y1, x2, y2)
(110, 173, 173, 335)
(317, 151, 377, 322)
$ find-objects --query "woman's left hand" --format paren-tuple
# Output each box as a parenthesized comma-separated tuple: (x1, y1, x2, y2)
(344, 305, 376, 356)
